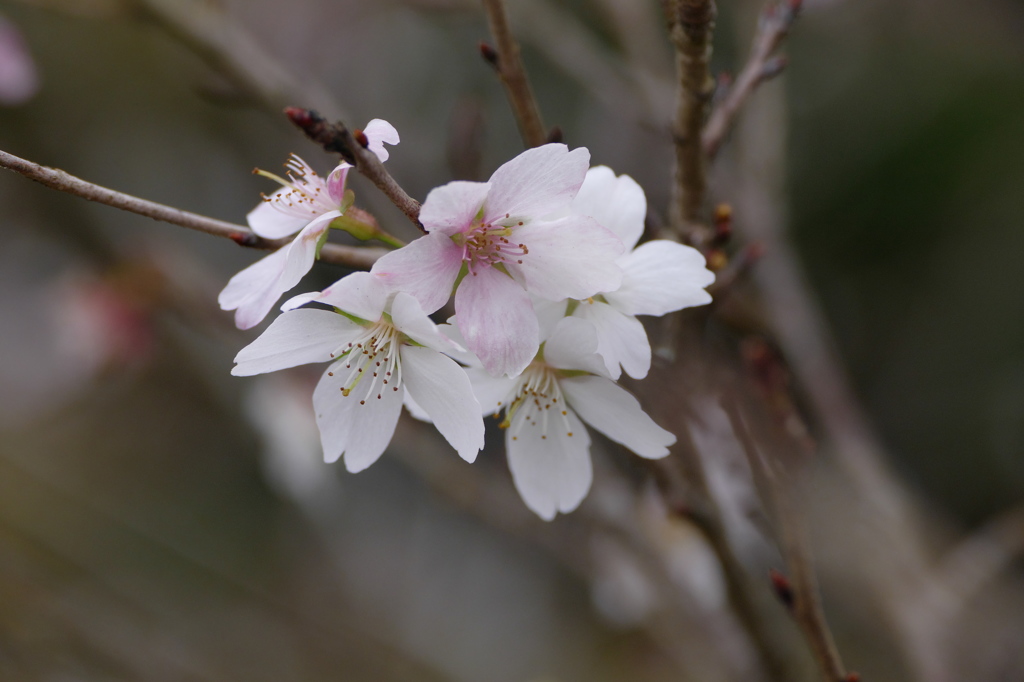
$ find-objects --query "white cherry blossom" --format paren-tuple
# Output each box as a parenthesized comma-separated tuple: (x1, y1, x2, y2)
(463, 316, 675, 520)
(565, 166, 715, 380)
(232, 272, 483, 472)
(219, 120, 399, 330)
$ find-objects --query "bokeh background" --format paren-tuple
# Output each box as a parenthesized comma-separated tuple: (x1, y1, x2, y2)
(0, 0, 1022, 680)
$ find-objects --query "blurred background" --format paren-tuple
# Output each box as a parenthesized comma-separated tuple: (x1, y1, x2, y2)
(0, 0, 1022, 680)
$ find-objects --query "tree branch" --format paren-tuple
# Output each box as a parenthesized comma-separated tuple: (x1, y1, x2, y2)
(664, 0, 717, 238)
(703, 0, 801, 159)
(286, 108, 423, 230)
(723, 395, 853, 682)
(481, 0, 548, 148)
(0, 149, 385, 270)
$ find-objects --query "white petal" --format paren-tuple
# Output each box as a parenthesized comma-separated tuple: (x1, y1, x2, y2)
(532, 297, 569, 343)
(571, 167, 646, 251)
(506, 409, 592, 520)
(403, 388, 431, 423)
(543, 317, 608, 376)
(314, 271, 390, 321)
(218, 247, 290, 330)
(418, 181, 491, 237)
(485, 144, 590, 224)
(510, 216, 623, 301)
(313, 364, 403, 471)
(363, 119, 400, 163)
(280, 291, 321, 312)
(455, 266, 539, 377)
(573, 301, 651, 380)
(370, 233, 463, 313)
(246, 189, 310, 239)
(389, 293, 454, 353)
(560, 376, 675, 459)
(401, 345, 484, 463)
(277, 212, 339, 295)
(606, 241, 714, 317)
(232, 309, 363, 376)
(464, 367, 518, 415)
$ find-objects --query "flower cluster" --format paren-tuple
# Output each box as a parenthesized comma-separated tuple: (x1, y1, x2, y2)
(222, 127, 714, 520)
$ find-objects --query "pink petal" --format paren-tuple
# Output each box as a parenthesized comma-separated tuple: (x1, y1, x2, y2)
(606, 241, 714, 317)
(370, 233, 463, 313)
(362, 119, 400, 163)
(455, 267, 539, 377)
(313, 362, 403, 471)
(326, 164, 352, 205)
(246, 189, 311, 239)
(400, 346, 484, 463)
(571, 166, 646, 251)
(484, 144, 590, 224)
(573, 301, 650, 380)
(506, 408, 592, 520)
(418, 181, 491, 236)
(510, 216, 623, 301)
(232, 309, 363, 376)
(560, 376, 675, 458)
(314, 271, 390, 322)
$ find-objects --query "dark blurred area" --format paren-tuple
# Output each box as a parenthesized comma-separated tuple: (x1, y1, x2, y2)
(0, 0, 1022, 680)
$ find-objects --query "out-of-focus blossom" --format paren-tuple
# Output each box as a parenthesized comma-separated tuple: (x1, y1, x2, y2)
(0, 14, 39, 106)
(232, 272, 484, 472)
(371, 144, 624, 377)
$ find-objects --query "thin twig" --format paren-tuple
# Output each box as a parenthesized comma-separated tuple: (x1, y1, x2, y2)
(0, 149, 385, 270)
(664, 0, 716, 238)
(286, 108, 423, 230)
(481, 0, 548, 147)
(723, 395, 851, 682)
(703, 0, 801, 159)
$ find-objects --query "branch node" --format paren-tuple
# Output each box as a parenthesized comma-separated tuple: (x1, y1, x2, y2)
(769, 568, 796, 610)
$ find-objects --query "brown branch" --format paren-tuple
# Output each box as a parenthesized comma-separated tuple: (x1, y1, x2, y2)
(723, 395, 852, 682)
(664, 0, 717, 238)
(703, 0, 801, 159)
(286, 108, 423, 230)
(481, 0, 548, 148)
(0, 149, 385, 270)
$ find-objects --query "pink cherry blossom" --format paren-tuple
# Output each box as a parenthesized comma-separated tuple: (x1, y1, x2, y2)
(371, 144, 625, 378)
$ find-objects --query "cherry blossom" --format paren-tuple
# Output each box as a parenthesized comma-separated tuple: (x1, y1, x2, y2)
(232, 272, 484, 472)
(563, 166, 715, 380)
(462, 316, 675, 520)
(371, 144, 624, 378)
(219, 120, 399, 330)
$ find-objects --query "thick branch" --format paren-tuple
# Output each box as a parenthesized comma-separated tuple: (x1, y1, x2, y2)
(286, 108, 423, 230)
(703, 0, 800, 159)
(665, 0, 717, 236)
(0, 149, 384, 270)
(481, 0, 548, 148)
